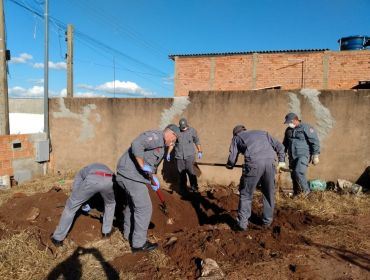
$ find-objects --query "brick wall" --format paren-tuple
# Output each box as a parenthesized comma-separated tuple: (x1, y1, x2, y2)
(0, 134, 34, 176)
(173, 50, 370, 96)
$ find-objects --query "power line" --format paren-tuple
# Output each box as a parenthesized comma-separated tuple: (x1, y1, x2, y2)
(66, 0, 169, 58)
(9, 0, 170, 77)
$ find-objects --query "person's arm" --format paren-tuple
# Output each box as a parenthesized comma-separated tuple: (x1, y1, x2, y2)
(282, 128, 290, 154)
(192, 128, 203, 159)
(303, 125, 320, 156)
(131, 132, 154, 169)
(226, 136, 239, 169)
(166, 144, 174, 162)
(267, 133, 285, 163)
(192, 128, 201, 149)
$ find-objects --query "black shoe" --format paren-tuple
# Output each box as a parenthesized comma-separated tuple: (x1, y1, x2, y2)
(232, 224, 246, 232)
(51, 237, 63, 247)
(190, 186, 199, 193)
(102, 230, 113, 239)
(131, 241, 158, 253)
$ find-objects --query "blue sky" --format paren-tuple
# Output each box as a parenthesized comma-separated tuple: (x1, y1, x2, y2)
(6, 0, 370, 98)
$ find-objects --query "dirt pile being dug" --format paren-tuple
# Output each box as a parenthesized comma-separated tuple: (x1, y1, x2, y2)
(0, 184, 369, 279)
(0, 188, 103, 246)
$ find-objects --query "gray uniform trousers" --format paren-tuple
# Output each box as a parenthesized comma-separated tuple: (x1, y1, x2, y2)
(117, 176, 152, 248)
(238, 160, 276, 229)
(176, 155, 198, 189)
(289, 156, 310, 194)
(53, 175, 116, 241)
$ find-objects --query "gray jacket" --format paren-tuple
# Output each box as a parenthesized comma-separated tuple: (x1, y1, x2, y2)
(175, 127, 200, 159)
(283, 122, 320, 160)
(116, 130, 165, 184)
(227, 130, 285, 166)
(74, 163, 114, 189)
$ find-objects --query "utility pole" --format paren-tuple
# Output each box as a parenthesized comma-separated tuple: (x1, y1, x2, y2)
(66, 24, 73, 97)
(0, 0, 9, 135)
(113, 56, 115, 98)
(44, 0, 49, 136)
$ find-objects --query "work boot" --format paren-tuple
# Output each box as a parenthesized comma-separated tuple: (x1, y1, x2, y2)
(232, 223, 247, 232)
(102, 229, 114, 239)
(132, 241, 158, 253)
(50, 237, 63, 247)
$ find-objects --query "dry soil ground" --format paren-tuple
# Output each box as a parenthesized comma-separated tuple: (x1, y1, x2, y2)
(0, 173, 369, 280)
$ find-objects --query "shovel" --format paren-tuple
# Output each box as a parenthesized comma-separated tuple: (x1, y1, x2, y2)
(147, 175, 169, 216)
(193, 162, 291, 176)
(193, 162, 243, 176)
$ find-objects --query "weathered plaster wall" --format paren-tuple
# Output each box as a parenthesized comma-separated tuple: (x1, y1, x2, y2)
(49, 90, 370, 188)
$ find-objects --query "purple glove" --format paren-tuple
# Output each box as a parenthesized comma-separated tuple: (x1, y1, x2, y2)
(151, 176, 160, 191)
(197, 151, 203, 159)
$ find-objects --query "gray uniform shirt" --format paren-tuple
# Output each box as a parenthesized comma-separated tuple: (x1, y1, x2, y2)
(175, 127, 200, 159)
(283, 122, 320, 159)
(227, 130, 285, 166)
(74, 163, 114, 188)
(116, 130, 165, 184)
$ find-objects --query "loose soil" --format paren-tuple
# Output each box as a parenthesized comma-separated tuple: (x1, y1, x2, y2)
(0, 184, 369, 279)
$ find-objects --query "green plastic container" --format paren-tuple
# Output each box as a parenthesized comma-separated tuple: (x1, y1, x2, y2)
(309, 179, 327, 191)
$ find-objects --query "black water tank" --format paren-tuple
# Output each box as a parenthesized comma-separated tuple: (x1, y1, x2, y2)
(338, 35, 369, 51)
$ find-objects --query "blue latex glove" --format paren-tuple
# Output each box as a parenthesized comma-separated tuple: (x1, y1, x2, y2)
(151, 176, 160, 191)
(197, 151, 203, 159)
(166, 153, 171, 162)
(81, 204, 91, 213)
(142, 164, 152, 174)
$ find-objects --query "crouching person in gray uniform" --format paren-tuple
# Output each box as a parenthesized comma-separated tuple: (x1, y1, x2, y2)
(283, 112, 320, 196)
(116, 124, 180, 253)
(226, 125, 285, 231)
(51, 163, 116, 246)
(167, 118, 202, 193)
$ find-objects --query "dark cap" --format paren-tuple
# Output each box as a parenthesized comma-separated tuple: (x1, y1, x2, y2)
(233, 125, 246, 136)
(179, 118, 188, 130)
(165, 124, 181, 137)
(284, 112, 298, 124)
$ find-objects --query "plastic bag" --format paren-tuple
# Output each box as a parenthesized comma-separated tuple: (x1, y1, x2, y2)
(309, 179, 327, 191)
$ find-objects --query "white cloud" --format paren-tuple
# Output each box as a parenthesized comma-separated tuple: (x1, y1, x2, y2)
(75, 91, 107, 98)
(78, 80, 154, 97)
(9, 86, 43, 97)
(33, 61, 67, 70)
(59, 88, 67, 97)
(9, 86, 67, 98)
(9, 53, 33, 64)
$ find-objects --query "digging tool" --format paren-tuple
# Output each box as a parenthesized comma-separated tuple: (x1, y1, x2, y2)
(193, 162, 242, 176)
(146, 174, 169, 216)
(194, 161, 291, 176)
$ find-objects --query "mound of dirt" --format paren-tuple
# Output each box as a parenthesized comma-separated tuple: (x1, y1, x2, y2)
(0, 188, 103, 246)
(0, 185, 327, 278)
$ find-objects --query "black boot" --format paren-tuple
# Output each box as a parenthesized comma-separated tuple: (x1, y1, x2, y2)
(132, 241, 158, 253)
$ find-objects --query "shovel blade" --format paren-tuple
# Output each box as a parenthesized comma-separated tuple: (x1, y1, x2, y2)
(193, 162, 202, 177)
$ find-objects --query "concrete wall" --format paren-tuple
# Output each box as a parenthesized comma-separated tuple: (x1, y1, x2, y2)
(9, 98, 44, 114)
(49, 90, 370, 187)
(173, 50, 370, 96)
(0, 133, 46, 184)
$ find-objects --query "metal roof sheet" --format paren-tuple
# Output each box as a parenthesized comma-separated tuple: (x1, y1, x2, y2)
(169, 49, 330, 60)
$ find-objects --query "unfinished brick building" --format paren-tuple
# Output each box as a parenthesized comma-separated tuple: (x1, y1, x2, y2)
(169, 49, 370, 96)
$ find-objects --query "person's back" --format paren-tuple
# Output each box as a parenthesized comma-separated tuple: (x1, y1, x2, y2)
(51, 163, 116, 246)
(236, 130, 279, 162)
(226, 125, 285, 231)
